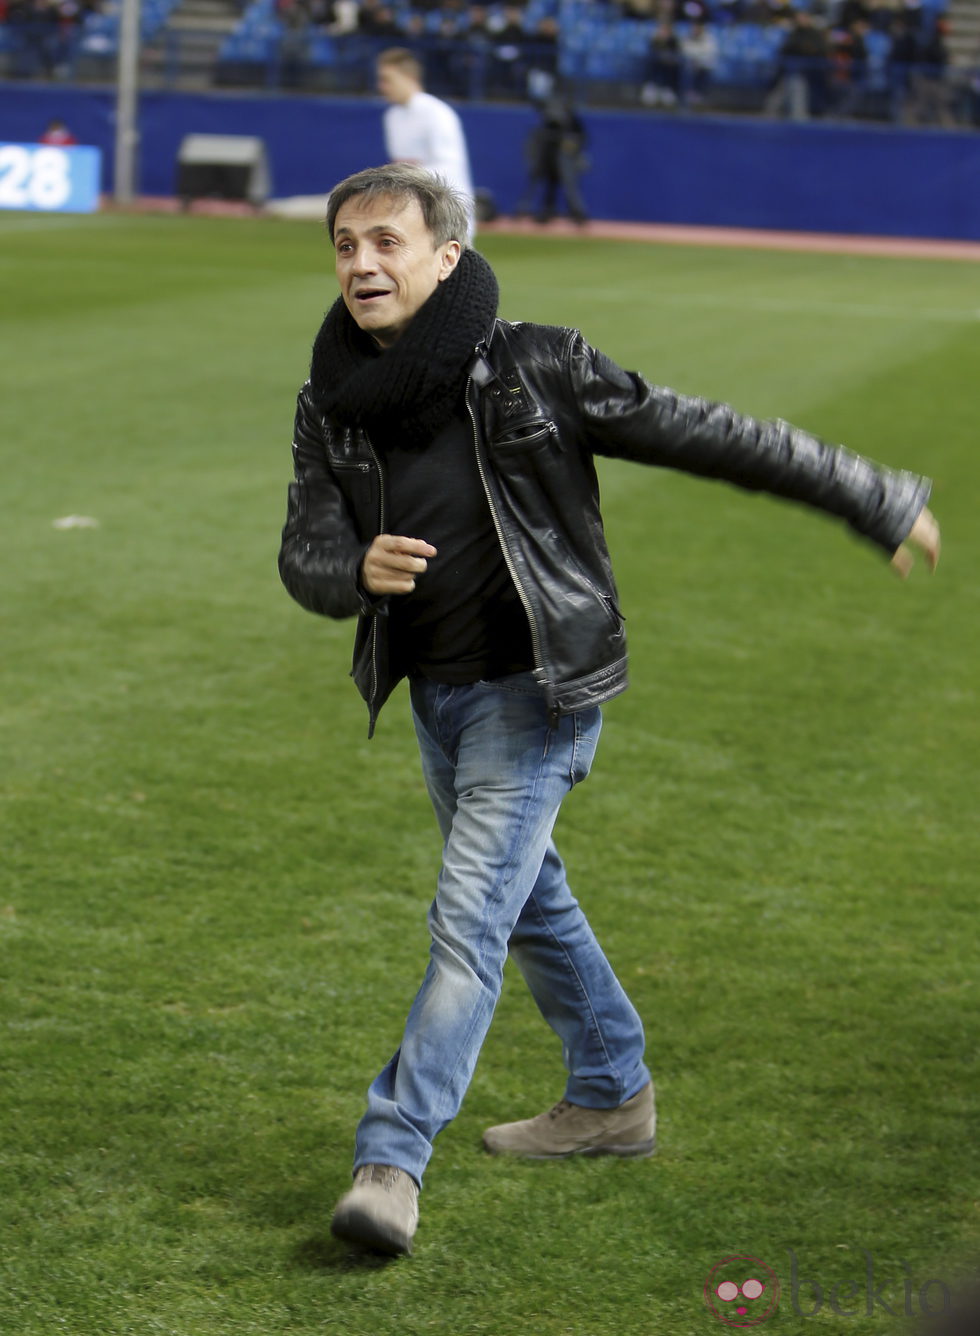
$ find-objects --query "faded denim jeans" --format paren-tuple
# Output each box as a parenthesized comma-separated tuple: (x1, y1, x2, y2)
(353, 672, 650, 1186)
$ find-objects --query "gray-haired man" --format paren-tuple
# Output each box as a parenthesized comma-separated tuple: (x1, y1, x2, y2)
(279, 163, 939, 1256)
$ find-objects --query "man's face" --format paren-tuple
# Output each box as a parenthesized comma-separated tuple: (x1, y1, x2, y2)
(333, 194, 461, 348)
(377, 63, 416, 104)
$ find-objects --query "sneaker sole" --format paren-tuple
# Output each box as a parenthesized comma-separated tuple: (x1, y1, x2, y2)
(483, 1136, 657, 1160)
(330, 1206, 414, 1256)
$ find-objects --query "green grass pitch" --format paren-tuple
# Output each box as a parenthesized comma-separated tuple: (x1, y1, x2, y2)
(1, 211, 977, 1335)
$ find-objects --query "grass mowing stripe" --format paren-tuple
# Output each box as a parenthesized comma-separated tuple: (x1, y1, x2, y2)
(2, 215, 976, 1335)
(582, 289, 980, 323)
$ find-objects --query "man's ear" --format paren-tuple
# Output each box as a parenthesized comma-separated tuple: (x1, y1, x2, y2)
(438, 241, 462, 282)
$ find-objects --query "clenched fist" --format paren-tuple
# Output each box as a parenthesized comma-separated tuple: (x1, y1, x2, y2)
(362, 534, 438, 595)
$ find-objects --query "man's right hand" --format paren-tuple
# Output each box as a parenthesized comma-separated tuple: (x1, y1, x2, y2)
(890, 506, 940, 579)
(361, 534, 437, 595)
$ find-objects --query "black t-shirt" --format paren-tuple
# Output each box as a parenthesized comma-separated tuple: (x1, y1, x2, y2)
(380, 410, 535, 684)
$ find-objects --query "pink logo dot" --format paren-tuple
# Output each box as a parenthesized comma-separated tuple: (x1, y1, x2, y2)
(704, 1257, 781, 1327)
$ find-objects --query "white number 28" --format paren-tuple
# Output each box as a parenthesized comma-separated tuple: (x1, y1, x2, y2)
(0, 146, 73, 210)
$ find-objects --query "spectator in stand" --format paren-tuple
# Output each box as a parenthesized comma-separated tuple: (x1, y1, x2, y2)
(437, 0, 467, 31)
(462, 5, 494, 57)
(377, 46, 476, 240)
(742, 0, 772, 25)
(486, 3, 528, 99)
(747, 0, 794, 24)
(642, 19, 683, 107)
(464, 4, 492, 44)
(423, 2, 471, 97)
(867, 0, 899, 32)
(904, 18, 954, 125)
(315, 0, 358, 35)
(675, 0, 710, 24)
(830, 16, 870, 116)
(39, 116, 77, 142)
(527, 13, 559, 82)
(449, 5, 492, 98)
(838, 0, 871, 29)
(765, 8, 830, 119)
(359, 0, 402, 38)
(887, 12, 918, 117)
(681, 19, 719, 105)
(14, 0, 63, 78)
(277, 0, 308, 31)
(964, 40, 980, 126)
(276, 0, 310, 86)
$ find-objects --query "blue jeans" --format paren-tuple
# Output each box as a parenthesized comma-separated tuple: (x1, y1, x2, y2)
(352, 672, 650, 1187)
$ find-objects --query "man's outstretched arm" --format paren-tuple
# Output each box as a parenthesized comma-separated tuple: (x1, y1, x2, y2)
(570, 333, 935, 563)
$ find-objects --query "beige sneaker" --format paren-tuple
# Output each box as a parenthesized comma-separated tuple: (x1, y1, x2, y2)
(330, 1164, 419, 1256)
(483, 1082, 656, 1159)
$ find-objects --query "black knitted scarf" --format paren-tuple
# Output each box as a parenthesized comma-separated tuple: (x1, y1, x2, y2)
(308, 247, 499, 451)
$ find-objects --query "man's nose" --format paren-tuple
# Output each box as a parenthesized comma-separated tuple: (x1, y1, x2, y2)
(351, 245, 378, 274)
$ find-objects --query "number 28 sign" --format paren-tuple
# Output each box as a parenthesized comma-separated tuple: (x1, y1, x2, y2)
(0, 144, 102, 213)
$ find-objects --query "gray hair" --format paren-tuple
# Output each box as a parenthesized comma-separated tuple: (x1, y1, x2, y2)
(325, 163, 470, 249)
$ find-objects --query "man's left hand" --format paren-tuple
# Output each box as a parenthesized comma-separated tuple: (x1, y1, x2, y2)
(890, 506, 941, 579)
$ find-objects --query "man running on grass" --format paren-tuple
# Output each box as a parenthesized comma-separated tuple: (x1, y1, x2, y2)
(278, 163, 940, 1257)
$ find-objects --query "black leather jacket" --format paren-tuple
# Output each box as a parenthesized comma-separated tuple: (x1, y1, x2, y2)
(279, 318, 930, 734)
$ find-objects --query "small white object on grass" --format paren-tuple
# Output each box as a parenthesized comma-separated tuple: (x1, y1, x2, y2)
(52, 516, 100, 529)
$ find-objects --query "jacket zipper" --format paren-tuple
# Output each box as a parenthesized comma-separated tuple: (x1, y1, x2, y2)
(364, 434, 386, 726)
(466, 379, 551, 702)
(497, 423, 557, 449)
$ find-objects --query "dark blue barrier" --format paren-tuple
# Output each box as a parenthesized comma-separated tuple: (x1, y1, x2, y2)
(1, 82, 977, 239)
(583, 110, 980, 239)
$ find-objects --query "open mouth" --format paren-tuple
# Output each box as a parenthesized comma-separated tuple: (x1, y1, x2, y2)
(354, 288, 391, 303)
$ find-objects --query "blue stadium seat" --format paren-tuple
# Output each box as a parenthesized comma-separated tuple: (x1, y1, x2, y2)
(78, 11, 119, 56)
(308, 33, 336, 66)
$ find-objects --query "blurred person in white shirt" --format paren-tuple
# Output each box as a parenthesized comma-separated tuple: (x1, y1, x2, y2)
(377, 47, 476, 242)
(681, 21, 719, 105)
